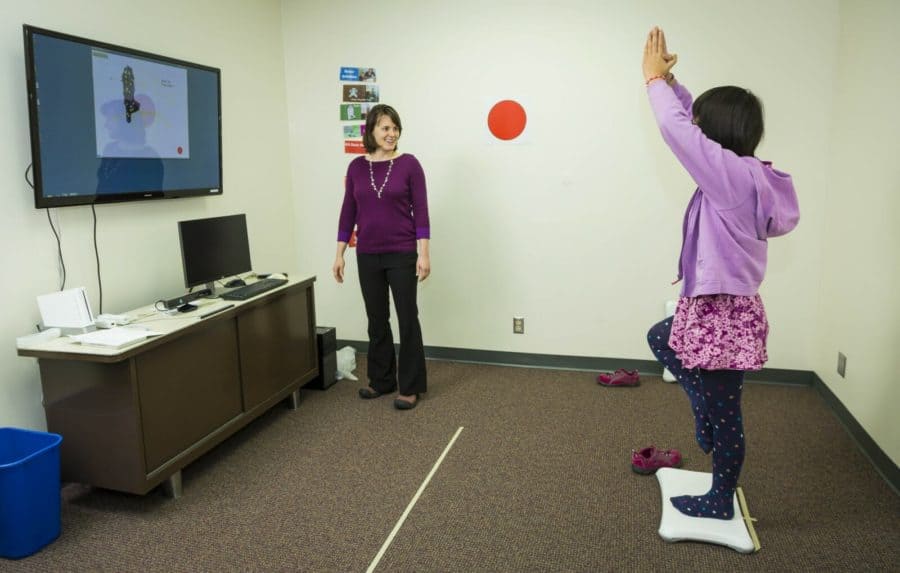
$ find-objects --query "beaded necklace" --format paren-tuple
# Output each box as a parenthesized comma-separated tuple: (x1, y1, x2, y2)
(368, 157, 394, 199)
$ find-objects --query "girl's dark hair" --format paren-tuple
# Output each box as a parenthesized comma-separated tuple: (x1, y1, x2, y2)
(691, 86, 764, 157)
(363, 104, 402, 153)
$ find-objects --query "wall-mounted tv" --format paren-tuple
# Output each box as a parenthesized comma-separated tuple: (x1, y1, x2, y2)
(23, 25, 223, 208)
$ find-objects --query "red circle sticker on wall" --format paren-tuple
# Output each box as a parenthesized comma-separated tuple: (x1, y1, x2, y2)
(487, 100, 527, 140)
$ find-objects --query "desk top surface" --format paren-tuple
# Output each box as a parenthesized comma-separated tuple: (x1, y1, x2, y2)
(17, 274, 315, 361)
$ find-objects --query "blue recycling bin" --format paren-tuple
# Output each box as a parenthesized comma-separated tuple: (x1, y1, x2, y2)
(0, 427, 63, 559)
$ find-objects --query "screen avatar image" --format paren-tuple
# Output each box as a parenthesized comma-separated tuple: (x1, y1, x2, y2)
(121, 65, 141, 123)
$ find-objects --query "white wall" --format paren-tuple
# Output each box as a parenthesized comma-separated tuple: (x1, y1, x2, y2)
(816, 0, 900, 464)
(283, 0, 832, 367)
(3, 1, 895, 467)
(0, 0, 295, 429)
(283, 0, 898, 464)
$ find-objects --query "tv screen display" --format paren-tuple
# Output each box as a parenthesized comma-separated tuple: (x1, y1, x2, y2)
(178, 214, 251, 289)
(23, 25, 223, 208)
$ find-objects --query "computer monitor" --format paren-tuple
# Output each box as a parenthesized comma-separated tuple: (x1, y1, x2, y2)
(178, 214, 251, 291)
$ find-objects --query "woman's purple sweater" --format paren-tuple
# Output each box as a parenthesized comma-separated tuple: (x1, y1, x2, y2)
(337, 154, 430, 254)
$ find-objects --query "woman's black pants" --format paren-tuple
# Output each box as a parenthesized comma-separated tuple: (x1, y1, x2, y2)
(357, 251, 427, 396)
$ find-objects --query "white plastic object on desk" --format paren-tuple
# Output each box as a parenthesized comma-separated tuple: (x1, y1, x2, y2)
(94, 314, 135, 329)
(16, 328, 62, 348)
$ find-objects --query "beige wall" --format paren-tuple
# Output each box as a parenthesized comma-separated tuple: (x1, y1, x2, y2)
(282, 0, 833, 366)
(816, 0, 900, 464)
(0, 0, 295, 428)
(282, 0, 897, 463)
(2, 1, 895, 467)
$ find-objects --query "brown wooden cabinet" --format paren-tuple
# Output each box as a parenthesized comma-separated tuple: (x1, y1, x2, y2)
(18, 278, 318, 496)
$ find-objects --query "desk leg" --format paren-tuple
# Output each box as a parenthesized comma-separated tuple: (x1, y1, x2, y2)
(162, 471, 183, 499)
(288, 389, 301, 410)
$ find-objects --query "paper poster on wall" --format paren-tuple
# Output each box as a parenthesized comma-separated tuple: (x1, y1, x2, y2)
(344, 140, 365, 154)
(340, 67, 378, 155)
(340, 67, 377, 83)
(340, 103, 371, 121)
(342, 84, 380, 103)
(343, 125, 363, 139)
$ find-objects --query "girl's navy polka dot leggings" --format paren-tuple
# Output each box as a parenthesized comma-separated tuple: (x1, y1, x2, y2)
(647, 317, 746, 519)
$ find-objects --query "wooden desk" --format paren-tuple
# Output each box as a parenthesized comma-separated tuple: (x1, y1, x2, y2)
(17, 276, 318, 497)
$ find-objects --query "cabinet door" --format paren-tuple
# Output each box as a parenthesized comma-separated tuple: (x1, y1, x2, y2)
(238, 288, 313, 411)
(40, 359, 147, 492)
(136, 318, 243, 472)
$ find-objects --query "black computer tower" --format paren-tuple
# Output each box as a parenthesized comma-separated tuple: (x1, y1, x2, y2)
(304, 326, 336, 389)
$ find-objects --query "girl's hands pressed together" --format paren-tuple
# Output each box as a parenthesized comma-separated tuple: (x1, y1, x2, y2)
(643, 26, 677, 83)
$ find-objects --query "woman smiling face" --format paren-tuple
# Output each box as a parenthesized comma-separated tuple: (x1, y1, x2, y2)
(371, 114, 400, 158)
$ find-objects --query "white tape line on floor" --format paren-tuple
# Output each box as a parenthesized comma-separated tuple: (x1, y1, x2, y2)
(367, 426, 465, 573)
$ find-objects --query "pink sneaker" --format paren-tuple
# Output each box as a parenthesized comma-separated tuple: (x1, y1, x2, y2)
(631, 446, 683, 475)
(596, 369, 640, 386)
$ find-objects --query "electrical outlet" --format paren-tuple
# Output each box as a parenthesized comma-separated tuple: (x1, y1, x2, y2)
(837, 352, 847, 378)
(513, 317, 524, 334)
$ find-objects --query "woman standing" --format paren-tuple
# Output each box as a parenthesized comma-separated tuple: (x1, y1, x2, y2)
(333, 104, 430, 410)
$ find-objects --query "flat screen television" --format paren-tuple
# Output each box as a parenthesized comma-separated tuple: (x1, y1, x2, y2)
(178, 214, 251, 291)
(23, 25, 223, 208)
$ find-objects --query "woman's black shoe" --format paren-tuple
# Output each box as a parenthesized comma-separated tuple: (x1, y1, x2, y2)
(393, 394, 418, 410)
(359, 387, 388, 399)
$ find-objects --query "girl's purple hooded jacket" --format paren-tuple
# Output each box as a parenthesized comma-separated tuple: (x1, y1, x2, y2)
(648, 80, 800, 297)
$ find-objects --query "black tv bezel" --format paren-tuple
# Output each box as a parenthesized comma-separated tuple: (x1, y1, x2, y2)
(23, 24, 224, 209)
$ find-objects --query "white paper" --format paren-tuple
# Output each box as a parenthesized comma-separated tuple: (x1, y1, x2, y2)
(70, 326, 160, 349)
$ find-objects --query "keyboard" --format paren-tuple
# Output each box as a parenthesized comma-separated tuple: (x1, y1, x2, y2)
(220, 278, 288, 301)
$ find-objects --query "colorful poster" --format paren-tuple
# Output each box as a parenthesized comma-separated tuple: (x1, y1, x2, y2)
(344, 140, 365, 154)
(340, 103, 371, 121)
(340, 67, 377, 155)
(343, 85, 366, 102)
(340, 67, 376, 82)
(340, 67, 360, 81)
(342, 84, 380, 103)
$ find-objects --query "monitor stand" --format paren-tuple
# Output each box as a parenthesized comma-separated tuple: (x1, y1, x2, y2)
(163, 286, 215, 311)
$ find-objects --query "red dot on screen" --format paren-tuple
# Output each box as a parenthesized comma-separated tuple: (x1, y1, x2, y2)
(177, 146, 183, 155)
(487, 100, 527, 140)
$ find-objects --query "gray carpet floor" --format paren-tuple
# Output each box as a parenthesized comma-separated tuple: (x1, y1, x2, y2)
(3, 358, 899, 571)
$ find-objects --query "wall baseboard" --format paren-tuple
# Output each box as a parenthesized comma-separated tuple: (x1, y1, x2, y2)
(810, 373, 899, 495)
(337, 340, 812, 384)
(337, 339, 898, 494)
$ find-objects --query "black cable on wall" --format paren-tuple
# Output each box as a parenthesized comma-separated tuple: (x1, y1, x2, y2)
(91, 203, 102, 314)
(25, 164, 67, 291)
